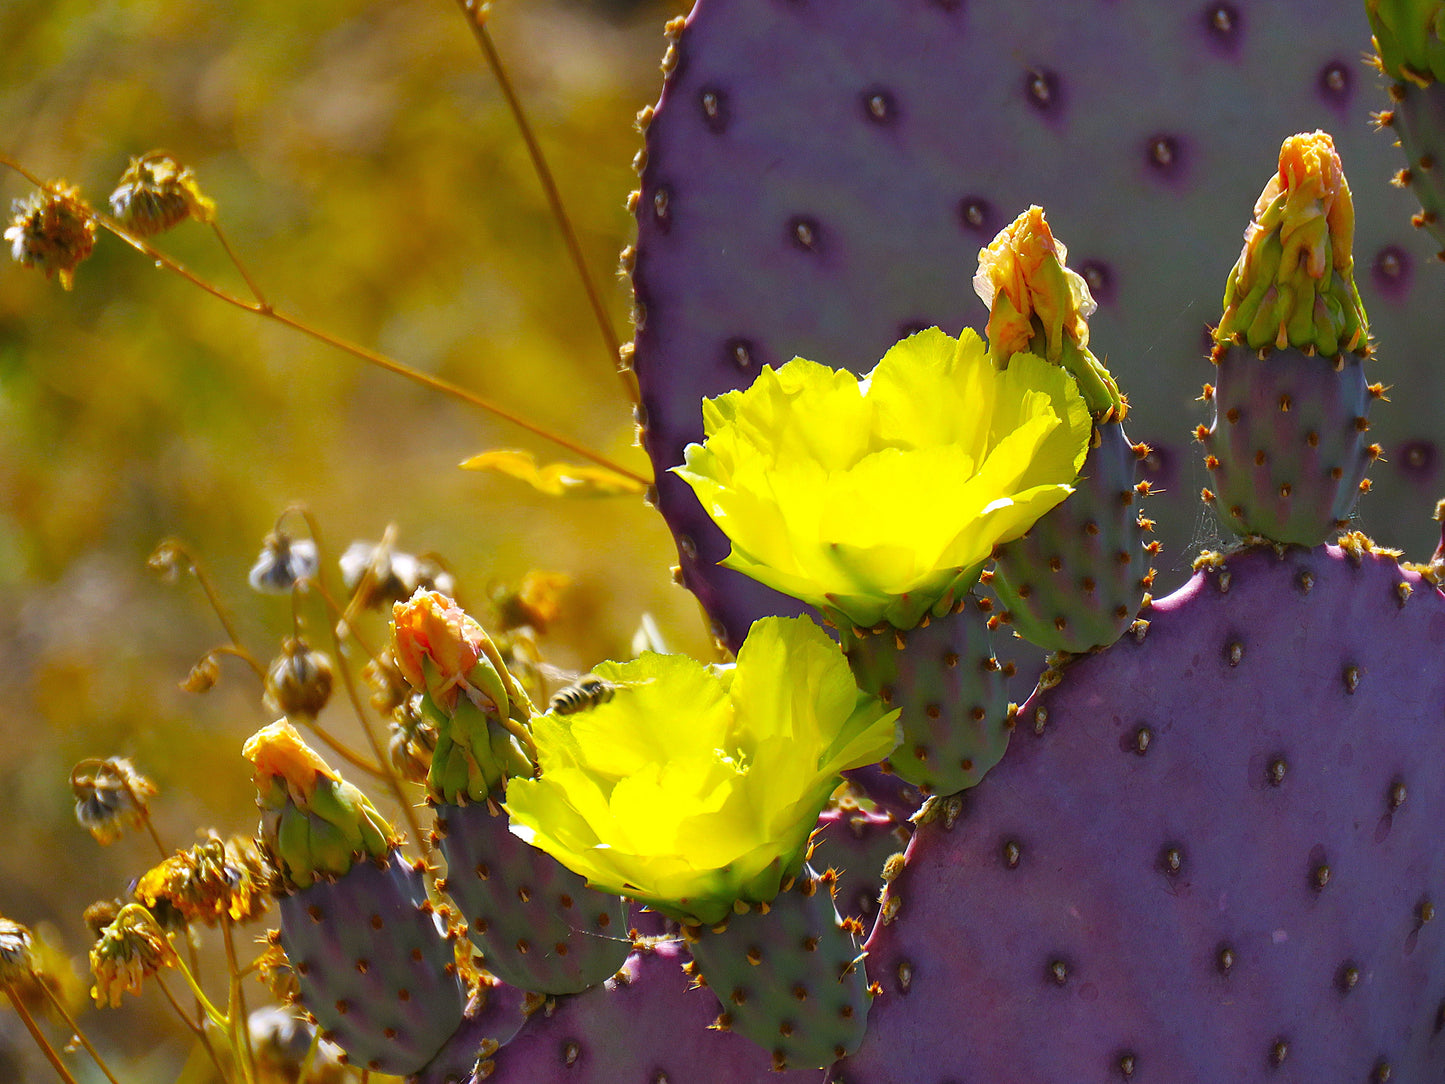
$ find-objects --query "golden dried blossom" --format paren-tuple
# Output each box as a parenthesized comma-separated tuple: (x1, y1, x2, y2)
(108, 152, 216, 236)
(493, 570, 571, 632)
(256, 932, 300, 1004)
(134, 834, 274, 926)
(83, 900, 123, 939)
(71, 757, 158, 845)
(181, 651, 222, 694)
(5, 183, 96, 289)
(89, 906, 175, 1008)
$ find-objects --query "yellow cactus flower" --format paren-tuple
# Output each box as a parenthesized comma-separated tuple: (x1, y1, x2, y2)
(504, 616, 900, 925)
(675, 328, 1091, 630)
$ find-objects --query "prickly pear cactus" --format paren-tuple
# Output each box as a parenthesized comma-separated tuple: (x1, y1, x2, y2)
(841, 604, 1009, 796)
(479, 940, 828, 1083)
(683, 866, 872, 1071)
(1201, 131, 1384, 545)
(629, 0, 1445, 647)
(843, 540, 1445, 1082)
(433, 800, 631, 995)
(243, 721, 467, 1077)
(1368, 0, 1445, 253)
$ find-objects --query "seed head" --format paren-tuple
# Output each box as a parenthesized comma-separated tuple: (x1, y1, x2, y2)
(71, 757, 158, 845)
(264, 638, 335, 718)
(6, 183, 97, 290)
(108, 153, 216, 236)
(248, 531, 319, 594)
(0, 917, 35, 985)
(134, 834, 275, 926)
(340, 540, 456, 609)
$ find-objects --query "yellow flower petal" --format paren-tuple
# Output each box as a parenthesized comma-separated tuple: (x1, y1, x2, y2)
(505, 616, 898, 924)
(460, 449, 648, 497)
(675, 330, 1090, 628)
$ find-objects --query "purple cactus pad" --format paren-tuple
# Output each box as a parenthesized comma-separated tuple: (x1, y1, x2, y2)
(839, 542, 1445, 1082)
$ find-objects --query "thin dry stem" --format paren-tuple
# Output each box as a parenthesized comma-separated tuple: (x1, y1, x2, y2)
(221, 918, 257, 1084)
(0, 155, 647, 483)
(35, 981, 122, 1084)
(2, 983, 81, 1084)
(287, 506, 430, 857)
(455, 1, 634, 400)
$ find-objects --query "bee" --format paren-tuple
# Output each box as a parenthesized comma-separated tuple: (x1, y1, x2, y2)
(548, 675, 616, 715)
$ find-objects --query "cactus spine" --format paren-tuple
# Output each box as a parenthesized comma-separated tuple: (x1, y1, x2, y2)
(390, 590, 631, 995)
(244, 721, 467, 1076)
(1201, 132, 1382, 546)
(981, 207, 1157, 654)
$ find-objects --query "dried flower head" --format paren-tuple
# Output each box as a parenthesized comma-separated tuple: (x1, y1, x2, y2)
(6, 183, 97, 289)
(340, 540, 456, 609)
(72, 757, 158, 845)
(134, 834, 274, 926)
(83, 900, 123, 939)
(181, 650, 222, 694)
(89, 905, 175, 1007)
(0, 917, 35, 985)
(147, 539, 190, 583)
(249, 532, 319, 594)
(109, 152, 216, 237)
(256, 933, 300, 1004)
(264, 638, 335, 718)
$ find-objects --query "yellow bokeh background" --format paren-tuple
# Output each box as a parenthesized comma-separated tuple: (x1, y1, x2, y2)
(0, 0, 701, 1077)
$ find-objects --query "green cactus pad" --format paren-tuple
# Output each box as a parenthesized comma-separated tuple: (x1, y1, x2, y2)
(990, 421, 1156, 653)
(1379, 79, 1445, 257)
(278, 850, 466, 1076)
(843, 602, 1009, 796)
(1201, 343, 1380, 546)
(684, 865, 870, 1071)
(1368, 0, 1445, 84)
(433, 800, 630, 995)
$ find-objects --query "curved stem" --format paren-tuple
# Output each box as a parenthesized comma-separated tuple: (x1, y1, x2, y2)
(288, 507, 430, 856)
(153, 537, 266, 681)
(210, 221, 268, 308)
(454, 1, 633, 399)
(155, 974, 231, 1083)
(0, 155, 647, 483)
(2, 983, 79, 1084)
(221, 918, 257, 1084)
